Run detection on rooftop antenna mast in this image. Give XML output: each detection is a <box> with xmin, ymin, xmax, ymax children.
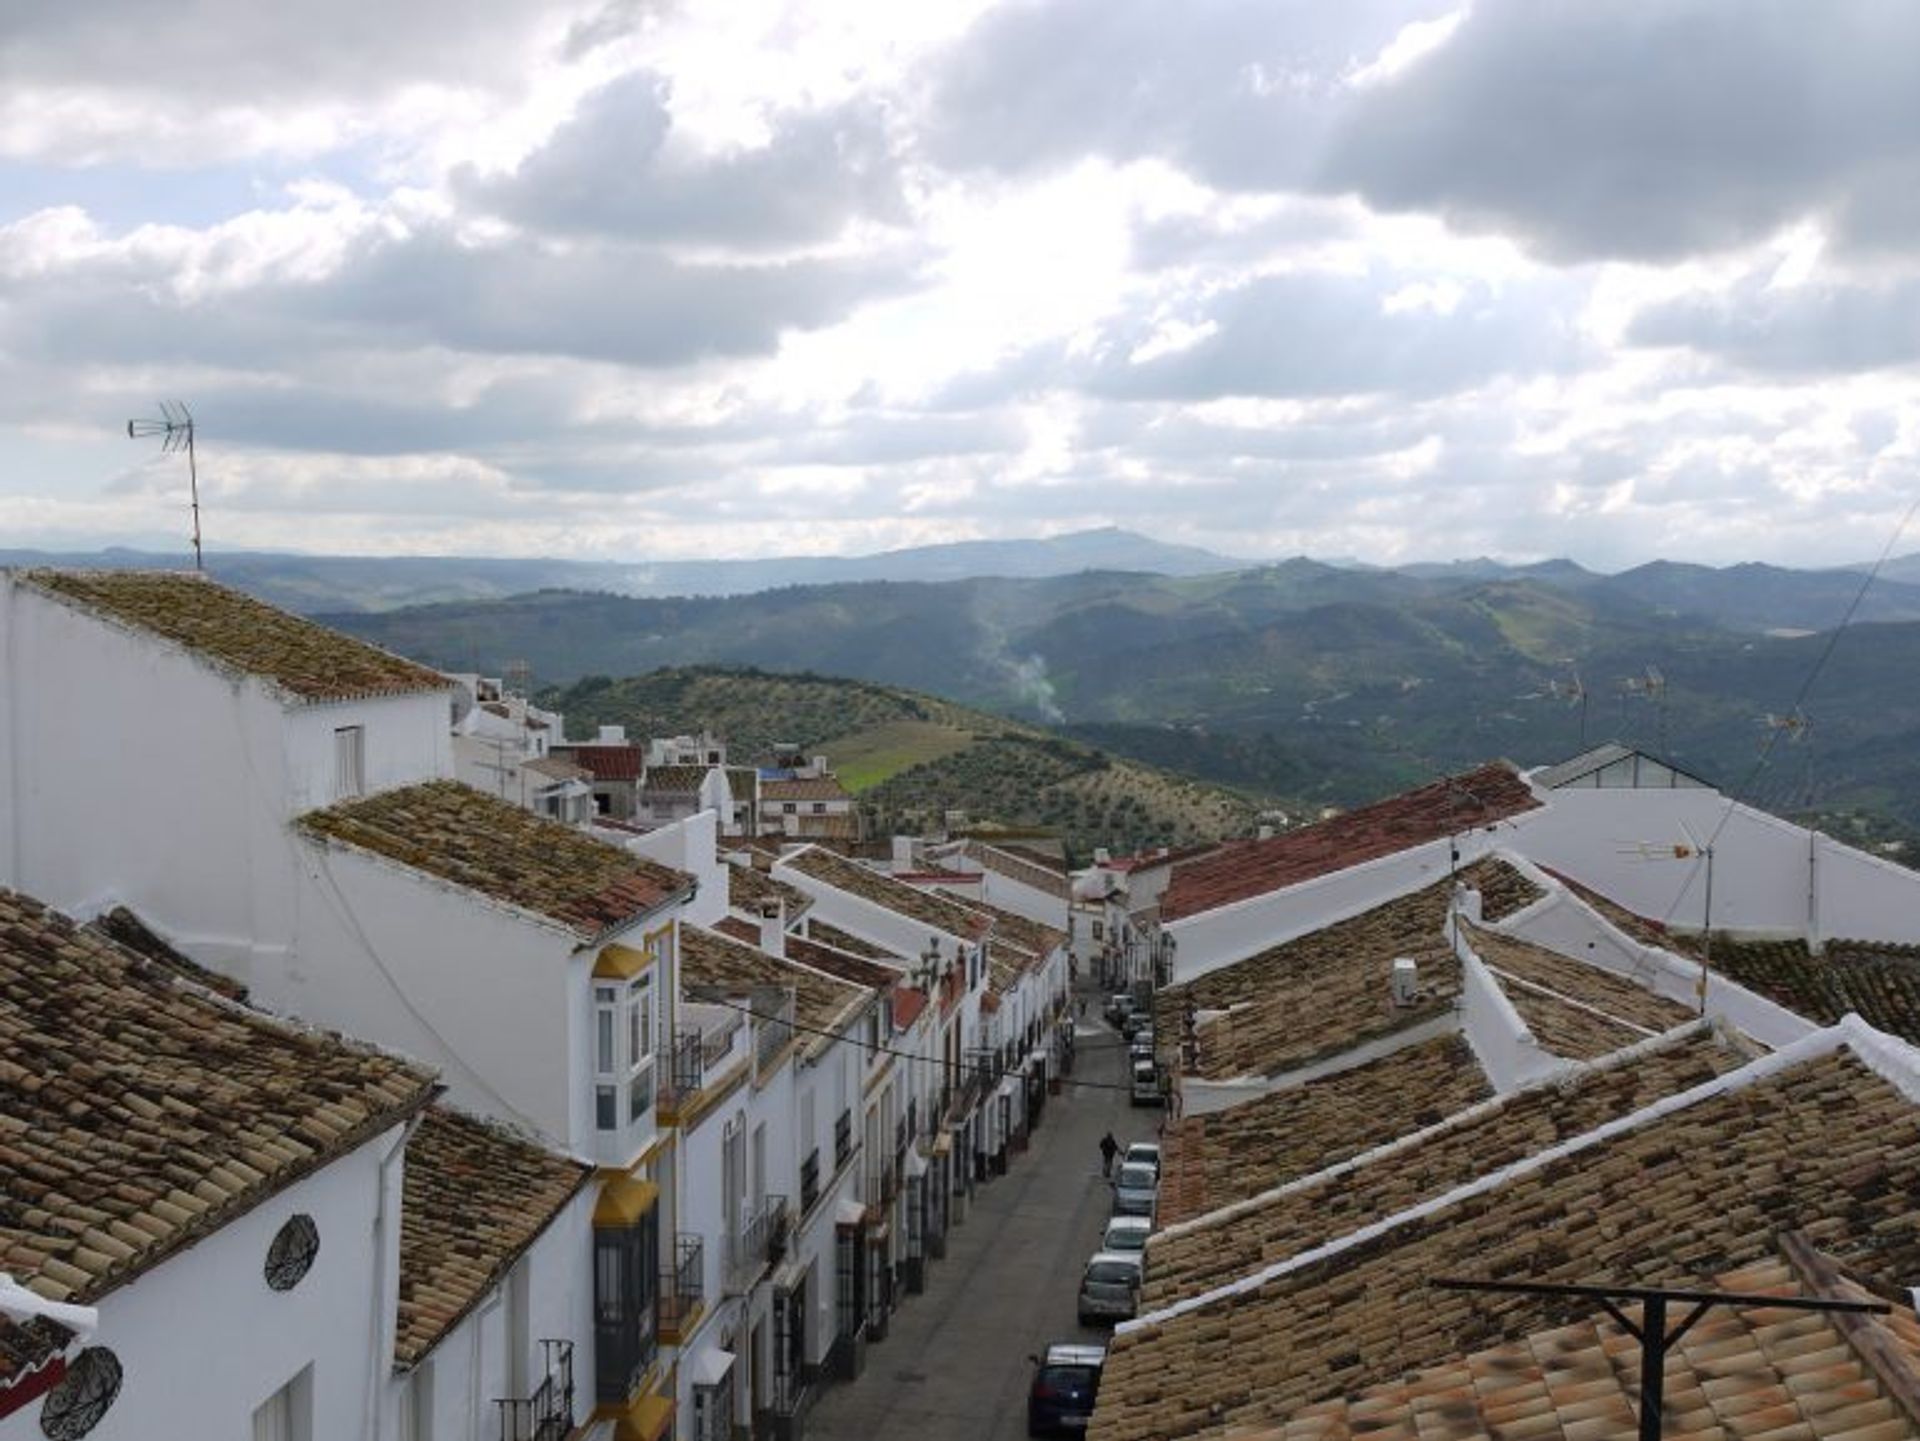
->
<box><xmin>1618</xmin><ymin>819</ymin><xmax>1714</xmax><ymax>1015</ymax></box>
<box><xmin>127</xmin><ymin>400</ymin><xmax>201</xmax><ymax>572</ymax></box>
<box><xmin>1621</xmin><ymin>665</ymin><xmax>1668</xmax><ymax>752</ymax></box>
<box><xmin>1758</xmin><ymin>710</ymin><xmax>1815</xmax><ymax>814</ymax></box>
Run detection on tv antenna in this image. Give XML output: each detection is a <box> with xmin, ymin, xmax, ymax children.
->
<box><xmin>127</xmin><ymin>401</ymin><xmax>201</xmax><ymax>572</ymax></box>
<box><xmin>1526</xmin><ymin>662</ymin><xmax>1589</xmax><ymax>748</ymax></box>
<box><xmin>1757</xmin><ymin>709</ymin><xmax>1815</xmax><ymax>814</ymax></box>
<box><xmin>1620</xmin><ymin>665</ymin><xmax>1669</xmax><ymax>751</ymax></box>
<box><xmin>1617</xmin><ymin>820</ymin><xmax>1714</xmax><ymax>1015</ymax></box>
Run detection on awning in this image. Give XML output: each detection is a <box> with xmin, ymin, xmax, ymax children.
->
<box><xmin>932</xmin><ymin>1130</ymin><xmax>952</xmax><ymax>1158</ymax></box>
<box><xmin>611</xmin><ymin>1391</ymin><xmax>675</xmax><ymax>1441</ymax></box>
<box><xmin>594</xmin><ymin>1176</ymin><xmax>660</xmax><ymax>1228</ymax></box>
<box><xmin>835</xmin><ymin>1197</ymin><xmax>866</xmax><ymax>1227</ymax></box>
<box><xmin>687</xmin><ymin>1344</ymin><xmax>735</xmax><ymax>1390</ymax></box>
<box><xmin>594</xmin><ymin>941</ymin><xmax>656</xmax><ymax>980</ymax></box>
<box><xmin>904</xmin><ymin>1146</ymin><xmax>928</xmax><ymax>1179</ymax></box>
<box><xmin>995</xmin><ymin>1076</ymin><xmax>1019</xmax><ymax>1102</ymax></box>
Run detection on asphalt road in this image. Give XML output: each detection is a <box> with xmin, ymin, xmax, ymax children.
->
<box><xmin>802</xmin><ymin>989</ymin><xmax>1153</xmax><ymax>1440</ymax></box>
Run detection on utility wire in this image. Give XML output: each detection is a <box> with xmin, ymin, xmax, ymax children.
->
<box><xmin>1657</xmin><ymin>493</ymin><xmax>1920</xmax><ymax>930</ymax></box>
<box><xmin>691</xmin><ymin>990</ymin><xmax>1149</xmax><ymax>1095</ymax></box>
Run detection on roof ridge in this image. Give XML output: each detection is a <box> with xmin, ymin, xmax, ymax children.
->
<box><xmin>1130</xmin><ymin>1016</ymin><xmax>1893</xmax><ymax>1331</ymax></box>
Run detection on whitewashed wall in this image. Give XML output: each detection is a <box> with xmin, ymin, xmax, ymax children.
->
<box><xmin>0</xmin><ymin>1127</ymin><xmax>405</xmax><ymax>1441</ymax></box>
<box><xmin>626</xmin><ymin>811</ymin><xmax>725</xmax><ymax>929</ymax></box>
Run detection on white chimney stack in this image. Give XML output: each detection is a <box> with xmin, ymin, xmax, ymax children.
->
<box><xmin>1391</xmin><ymin>957</ymin><xmax>1419</xmax><ymax>1008</ymax></box>
<box><xmin>598</xmin><ymin>724</ymin><xmax>626</xmax><ymax>745</ymax></box>
<box><xmin>759</xmin><ymin>900</ymin><xmax>786</xmax><ymax>959</ymax></box>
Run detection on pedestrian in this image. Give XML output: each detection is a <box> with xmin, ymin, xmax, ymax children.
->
<box><xmin>1099</xmin><ymin>1131</ymin><xmax>1119</xmax><ymax>1178</ymax></box>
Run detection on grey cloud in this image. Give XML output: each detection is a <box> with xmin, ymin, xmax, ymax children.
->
<box><xmin>922</xmin><ymin>0</ymin><xmax>1444</xmax><ymax>190</ymax></box>
<box><xmin>1320</xmin><ymin>0</ymin><xmax>1920</xmax><ymax>262</ymax></box>
<box><xmin>469</xmin><ymin>75</ymin><xmax>906</xmax><ymax>249</ymax></box>
<box><xmin>1629</xmin><ymin>276</ymin><xmax>1920</xmax><ymax>374</ymax></box>
<box><xmin>1087</xmin><ymin>270</ymin><xmax>1587</xmax><ymax>401</ymax></box>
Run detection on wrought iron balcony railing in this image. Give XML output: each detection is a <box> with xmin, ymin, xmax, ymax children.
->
<box><xmin>656</xmin><ymin>1234</ymin><xmax>704</xmax><ymax>1337</ymax></box>
<box><xmin>725</xmin><ymin>1194</ymin><xmax>790</xmax><ymax>1293</ymax></box>
<box><xmin>494</xmin><ymin>1339</ymin><xmax>573</xmax><ymax>1441</ymax></box>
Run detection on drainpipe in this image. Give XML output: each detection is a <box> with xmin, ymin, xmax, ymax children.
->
<box><xmin>367</xmin><ymin>1111</ymin><xmax>426</xmax><ymax>1441</ymax></box>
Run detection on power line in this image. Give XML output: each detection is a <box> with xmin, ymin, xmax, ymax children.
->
<box><xmin>692</xmin><ymin>989</ymin><xmax>1147</xmax><ymax>1095</ymax></box>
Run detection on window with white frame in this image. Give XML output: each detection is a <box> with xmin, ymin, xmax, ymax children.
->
<box><xmin>596</xmin><ymin>973</ymin><xmax>657</xmax><ymax>1130</ymax></box>
<box><xmin>628</xmin><ymin>973</ymin><xmax>655</xmax><ymax>1122</ymax></box>
<box><xmin>333</xmin><ymin>725</ymin><xmax>365</xmax><ymax>801</ymax></box>
<box><xmin>594</xmin><ymin>984</ymin><xmax>620</xmax><ymax>1131</ymax></box>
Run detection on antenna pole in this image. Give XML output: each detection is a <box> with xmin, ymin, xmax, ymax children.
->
<box><xmin>1698</xmin><ymin>845</ymin><xmax>1713</xmax><ymax>1016</ymax></box>
<box><xmin>186</xmin><ymin>425</ymin><xmax>202</xmax><ymax>572</ymax></box>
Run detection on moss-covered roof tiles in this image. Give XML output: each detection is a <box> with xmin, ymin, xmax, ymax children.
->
<box><xmin>682</xmin><ymin>926</ymin><xmax>869</xmax><ymax>1060</ymax></box>
<box><xmin>783</xmin><ymin>847</ymin><xmax>990</xmax><ymax>940</ymax></box>
<box><xmin>1154</xmin><ymin>1036</ymin><xmax>1490</xmax><ymax>1228</ymax></box>
<box><xmin>24</xmin><ymin>569</ymin><xmax>447</xmax><ymax>703</ymax></box>
<box><xmin>300</xmin><ymin>780</ymin><xmax>692</xmax><ymax>940</ymax></box>
<box><xmin>396</xmin><ymin>1108</ymin><xmax>590</xmax><ymax>1368</ymax></box>
<box><xmin>726</xmin><ymin>862</ymin><xmax>812</xmax><ymax>922</ymax></box>
<box><xmin>1141</xmin><ymin>1025</ymin><xmax>1747</xmax><ymax>1311</ymax></box>
<box><xmin>1465</xmin><ymin>920</ymin><xmax>1699</xmax><ymax>1059</ymax></box>
<box><xmin>0</xmin><ymin>887</ymin><xmax>436</xmax><ymax>1382</ymax></box>
<box><xmin>1098</xmin><ymin>1039</ymin><xmax>1920</xmax><ymax>1440</ymax></box>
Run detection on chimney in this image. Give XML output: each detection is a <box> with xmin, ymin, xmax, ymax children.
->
<box><xmin>598</xmin><ymin>724</ymin><xmax>626</xmax><ymax>745</ymax></box>
<box><xmin>759</xmin><ymin>899</ymin><xmax>786</xmax><ymax>959</ymax></box>
<box><xmin>1256</xmin><ymin>824</ymin><xmax>1274</xmax><ymax>842</ymax></box>
<box><xmin>1391</xmin><ymin>957</ymin><xmax>1419</xmax><ymax>1008</ymax></box>
<box><xmin>1453</xmin><ymin>884</ymin><xmax>1484</xmax><ymax>926</ymax></box>
<box><xmin>1093</xmin><ymin>847</ymin><xmax>1111</xmax><ymax>867</ymax></box>
<box><xmin>891</xmin><ymin>835</ymin><xmax>916</xmax><ymax>871</ymax></box>
<box><xmin>811</xmin><ymin>755</ymin><xmax>828</xmax><ymax>778</ymax></box>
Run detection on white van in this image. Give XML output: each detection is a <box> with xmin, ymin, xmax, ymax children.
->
<box><xmin>1130</xmin><ymin>1058</ymin><xmax>1161</xmax><ymax>1106</ymax></box>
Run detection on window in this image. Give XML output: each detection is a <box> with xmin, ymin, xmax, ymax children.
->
<box><xmin>593</xmin><ymin>1210</ymin><xmax>660</xmax><ymax>1404</ymax></box>
<box><xmin>783</xmin><ymin>802</ymin><xmax>797</xmax><ymax>814</ymax></box>
<box><xmin>597</xmin><ymin>979</ymin><xmax>656</xmax><ymax>1129</ymax></box>
<box><xmin>628</xmin><ymin>975</ymin><xmax>655</xmax><ymax>1123</ymax></box>
<box><xmin>812</xmin><ymin>802</ymin><xmax>827</xmax><ymax>815</ymax></box>
<box><xmin>1091</xmin><ymin>920</ymin><xmax>1105</xmax><ymax>942</ymax></box>
<box><xmin>252</xmin><ymin>1366</ymin><xmax>313</xmax><ymax>1441</ymax></box>
<box><xmin>333</xmin><ymin>725</ymin><xmax>365</xmax><ymax>801</ymax></box>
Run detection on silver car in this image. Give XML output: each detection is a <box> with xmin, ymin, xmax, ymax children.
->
<box><xmin>1077</xmin><ymin>1250</ymin><xmax>1144</xmax><ymax>1326</ymax></box>
<box><xmin>1110</xmin><ymin>1160</ymin><xmax>1158</xmax><ymax>1219</ymax></box>
<box><xmin>1102</xmin><ymin>1215</ymin><xmax>1151</xmax><ymax>1256</ymax></box>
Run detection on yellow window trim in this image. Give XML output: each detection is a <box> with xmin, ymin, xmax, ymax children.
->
<box><xmin>593</xmin><ymin>1176</ymin><xmax>660</xmax><ymax>1228</ymax></box>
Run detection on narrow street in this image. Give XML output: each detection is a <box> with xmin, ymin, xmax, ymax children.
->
<box><xmin>804</xmin><ymin>987</ymin><xmax>1151</xmax><ymax>1440</ymax></box>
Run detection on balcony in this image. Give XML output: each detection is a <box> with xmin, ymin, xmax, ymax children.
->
<box><xmin>864</xmin><ymin>1162</ymin><xmax>896</xmax><ymax>1214</ymax></box>
<box><xmin>656</xmin><ymin>1235</ymin><xmax>704</xmax><ymax>1343</ymax></box>
<box><xmin>495</xmin><ymin>1340</ymin><xmax>574</xmax><ymax>1441</ymax></box>
<box><xmin>725</xmin><ymin>1194</ymin><xmax>791</xmax><ymax>1294</ymax></box>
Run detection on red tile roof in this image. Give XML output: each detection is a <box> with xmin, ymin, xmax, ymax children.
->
<box><xmin>1160</xmin><ymin>762</ymin><xmax>1541</xmax><ymax>921</ymax></box>
<box><xmin>762</xmin><ymin>777</ymin><xmax>851</xmax><ymax>803</ymax></box>
<box><xmin>786</xmin><ymin>935</ymin><xmax>900</xmax><ymax>991</ymax></box>
<box><xmin>553</xmin><ymin>744</ymin><xmax>644</xmax><ymax>782</ymax></box>
<box><xmin>891</xmin><ymin>986</ymin><xmax>930</xmax><ymax>1031</ymax></box>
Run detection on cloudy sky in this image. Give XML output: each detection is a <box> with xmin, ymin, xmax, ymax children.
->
<box><xmin>4</xmin><ymin>0</ymin><xmax>1918</xmax><ymax>569</ymax></box>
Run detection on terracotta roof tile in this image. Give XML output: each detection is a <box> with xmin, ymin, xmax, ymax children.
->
<box><xmin>1230</xmin><ymin>1250</ymin><xmax>1920</xmax><ymax>1441</ymax></box>
<box><xmin>804</xmin><ymin>921</ymin><xmax>896</xmax><ymax>963</ymax></box>
<box><xmin>553</xmin><ymin>744</ymin><xmax>644</xmax><ymax>783</ymax></box>
<box><xmin>714</xmin><ymin>916</ymin><xmax>759</xmax><ymax>944</ymax></box>
<box><xmin>299</xmin><ymin>780</ymin><xmax>691</xmax><ymax>941</ymax></box>
<box><xmin>1465</xmin><ymin>922</ymin><xmax>1699</xmax><ymax>1060</ymax></box>
<box><xmin>1142</xmin><ymin>1026</ymin><xmax>1748</xmax><ymax>1311</ymax></box>
<box><xmin>87</xmin><ymin>905</ymin><xmax>248</xmax><ymax>1002</ymax></box>
<box><xmin>726</xmin><ymin>863</ymin><xmax>812</xmax><ymax>922</ymax></box>
<box><xmin>964</xmin><ymin>841</ymin><xmax>1072</xmax><ymax>899</ymax></box>
<box><xmin>396</xmin><ymin>1108</ymin><xmax>590</xmax><ymax>1368</ymax></box>
<box><xmin>786</xmin><ymin>934</ymin><xmax>900</xmax><ymax>992</ymax></box>
<box><xmin>1097</xmin><ymin>1041</ymin><xmax>1920</xmax><ymax>1441</ymax></box>
<box><xmin>641</xmin><ymin>765</ymin><xmax>710</xmax><ymax>795</ymax></box>
<box><xmin>1157</xmin><ymin>862</ymin><xmax>1536</xmax><ymax>1082</ymax></box>
<box><xmin>1161</xmin><ymin>763</ymin><xmax>1541</xmax><ymax>921</ymax></box>
<box><xmin>682</xmin><ymin>927</ymin><xmax>868</xmax><ymax>1059</ymax></box>
<box><xmin>1155</xmin><ymin>1037</ymin><xmax>1491</xmax><ymax>1227</ymax></box>
<box><xmin>762</xmin><ymin>777</ymin><xmax>852</xmax><ymax>803</ymax></box>
<box><xmin>783</xmin><ymin>847</ymin><xmax>990</xmax><ymax>940</ymax></box>
<box><xmin>22</xmin><ymin>569</ymin><xmax>447</xmax><ymax>703</ymax></box>
<box><xmin>0</xmin><ymin>887</ymin><xmax>436</xmax><ymax>1382</ymax></box>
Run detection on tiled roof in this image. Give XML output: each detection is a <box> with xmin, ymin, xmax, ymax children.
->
<box><xmin>714</xmin><ymin>916</ymin><xmax>758</xmax><ymax>944</ymax></box>
<box><xmin>789</xmin><ymin>813</ymin><xmax>862</xmax><ymax>841</ymax></box>
<box><xmin>1464</xmin><ymin>921</ymin><xmax>1699</xmax><ymax>1060</ymax></box>
<box><xmin>682</xmin><ymin>927</ymin><xmax>868</xmax><ymax>1060</ymax></box>
<box><xmin>21</xmin><ymin>569</ymin><xmax>447</xmax><ymax>703</ymax></box>
<box><xmin>786</xmin><ymin>934</ymin><xmax>900</xmax><ymax>992</ymax></box>
<box><xmin>299</xmin><ymin>780</ymin><xmax>692</xmax><ymax>941</ymax></box>
<box><xmin>1155</xmin><ymin>1036</ymin><xmax>1490</xmax><ymax>1228</ymax></box>
<box><xmin>1239</xmin><ymin>1245</ymin><xmax>1920</xmax><ymax>1441</ymax></box>
<box><xmin>552</xmin><ymin>744</ymin><xmax>644</xmax><ymax>782</ymax></box>
<box><xmin>1141</xmin><ymin>1025</ymin><xmax>1748</xmax><ymax>1310</ymax></box>
<box><xmin>762</xmin><ymin>777</ymin><xmax>852</xmax><ymax>803</ymax></box>
<box><xmin>805</xmin><ymin>921</ymin><xmax>895</xmax><ymax>962</ymax></box>
<box><xmin>1097</xmin><ymin>1037</ymin><xmax>1920</xmax><ymax>1440</ymax></box>
<box><xmin>971</xmin><ymin>901</ymin><xmax>1066</xmax><ymax>965</ymax></box>
<box><xmin>1160</xmin><ymin>763</ymin><xmax>1541</xmax><ymax>921</ymax></box>
<box><xmin>641</xmin><ymin>764</ymin><xmax>710</xmax><ymax>795</ymax></box>
<box><xmin>521</xmin><ymin>755</ymin><xmax>591</xmax><ymax>783</ymax></box>
<box><xmin>88</xmin><ymin>904</ymin><xmax>248</xmax><ymax>1002</ymax></box>
<box><xmin>1557</xmin><ymin>873</ymin><xmax>1920</xmax><ymax>1047</ymax></box>
<box><xmin>726</xmin><ymin>863</ymin><xmax>812</xmax><ymax>922</ymax></box>
<box><xmin>396</xmin><ymin>1107</ymin><xmax>590</xmax><ymax>1368</ymax></box>
<box><xmin>0</xmin><ymin>887</ymin><xmax>436</xmax><ymax>1382</ymax></box>
<box><xmin>783</xmin><ymin>846</ymin><xmax>990</xmax><ymax>940</ymax></box>
<box><xmin>965</xmin><ymin>841</ymin><xmax>1072</xmax><ymax>899</ymax></box>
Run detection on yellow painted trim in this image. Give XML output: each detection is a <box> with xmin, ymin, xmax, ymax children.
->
<box><xmin>611</xmin><ymin>1389</ymin><xmax>676</xmax><ymax>1441</ymax></box>
<box><xmin>594</xmin><ymin>942</ymin><xmax>655</xmax><ymax>980</ymax></box>
<box><xmin>593</xmin><ymin>1176</ymin><xmax>660</xmax><ymax>1227</ymax></box>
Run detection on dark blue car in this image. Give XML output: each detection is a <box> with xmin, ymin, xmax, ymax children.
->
<box><xmin>1027</xmin><ymin>1342</ymin><xmax>1105</xmax><ymax>1435</ymax></box>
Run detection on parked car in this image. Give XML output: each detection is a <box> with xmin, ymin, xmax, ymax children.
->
<box><xmin>1102</xmin><ymin>1214</ymin><xmax>1151</xmax><ymax>1256</ymax></box>
<box><xmin>1111</xmin><ymin>1160</ymin><xmax>1158</xmax><ymax>1219</ymax></box>
<box><xmin>1027</xmin><ymin>1342</ymin><xmax>1105</xmax><ymax>1435</ymax></box>
<box><xmin>1121</xmin><ymin>1009</ymin><xmax>1149</xmax><ymax>1041</ymax></box>
<box><xmin>1129</xmin><ymin>1029</ymin><xmax>1156</xmax><ymax>1060</ymax></box>
<box><xmin>1105</xmin><ymin>993</ymin><xmax>1134</xmax><ymax>1027</ymax></box>
<box><xmin>1129</xmin><ymin>1058</ymin><xmax>1161</xmax><ymax>1106</ymax></box>
<box><xmin>1123</xmin><ymin>1142</ymin><xmax>1161</xmax><ymax>1178</ymax></box>
<box><xmin>1077</xmin><ymin>1250</ymin><xmax>1144</xmax><ymax>1326</ymax></box>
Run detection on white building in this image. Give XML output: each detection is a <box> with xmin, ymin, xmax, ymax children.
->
<box><xmin>0</xmin><ymin>886</ymin><xmax>437</xmax><ymax>1441</ymax></box>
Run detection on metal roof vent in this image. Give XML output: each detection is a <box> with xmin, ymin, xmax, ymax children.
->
<box><xmin>1391</xmin><ymin>956</ymin><xmax>1419</xmax><ymax>1008</ymax></box>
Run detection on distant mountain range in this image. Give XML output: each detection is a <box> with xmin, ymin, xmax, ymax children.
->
<box><xmin>322</xmin><ymin>555</ymin><xmax>1920</xmax><ymax>839</ymax></box>
<box><xmin>0</xmin><ymin>528</ymin><xmax>1250</xmax><ymax>612</ymax></box>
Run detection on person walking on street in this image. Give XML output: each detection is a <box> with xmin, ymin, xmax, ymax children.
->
<box><xmin>1099</xmin><ymin>1131</ymin><xmax>1119</xmax><ymax>1178</ymax></box>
